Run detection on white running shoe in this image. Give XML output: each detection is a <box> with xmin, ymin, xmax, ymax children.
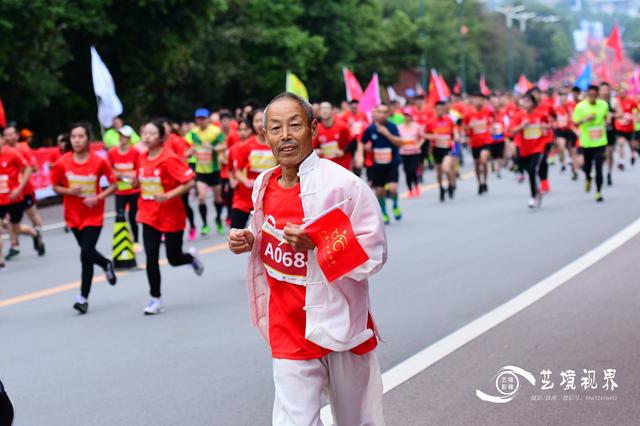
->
<box><xmin>144</xmin><ymin>298</ymin><xmax>165</xmax><ymax>315</ymax></box>
<box><xmin>528</xmin><ymin>197</ymin><xmax>537</xmax><ymax>208</ymax></box>
<box><xmin>189</xmin><ymin>247</ymin><xmax>204</xmax><ymax>276</ymax></box>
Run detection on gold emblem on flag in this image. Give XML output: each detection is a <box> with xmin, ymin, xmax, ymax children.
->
<box><xmin>321</xmin><ymin>229</ymin><xmax>348</xmax><ymax>266</ymax></box>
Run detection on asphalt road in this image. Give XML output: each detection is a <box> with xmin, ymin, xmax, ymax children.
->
<box><xmin>1</xmin><ymin>155</ymin><xmax>639</xmax><ymax>426</ymax></box>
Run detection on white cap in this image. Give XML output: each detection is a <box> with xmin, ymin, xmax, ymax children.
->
<box><xmin>118</xmin><ymin>125</ymin><xmax>134</xmax><ymax>138</ymax></box>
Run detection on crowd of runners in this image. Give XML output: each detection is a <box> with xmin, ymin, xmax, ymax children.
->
<box><xmin>1</xmin><ymin>81</ymin><xmax>638</xmax><ymax>313</ymax></box>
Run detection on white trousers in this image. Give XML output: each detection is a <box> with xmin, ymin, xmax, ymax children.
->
<box><xmin>272</xmin><ymin>350</ymin><xmax>385</xmax><ymax>426</ymax></box>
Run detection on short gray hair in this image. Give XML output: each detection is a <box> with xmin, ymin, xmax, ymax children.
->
<box><xmin>263</xmin><ymin>92</ymin><xmax>315</xmax><ymax>130</ymax></box>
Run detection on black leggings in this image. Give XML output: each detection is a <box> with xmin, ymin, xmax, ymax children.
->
<box><xmin>182</xmin><ymin>192</ymin><xmax>195</xmax><ymax>229</ymax></box>
<box><xmin>230</xmin><ymin>208</ymin><xmax>251</xmax><ymax>229</ymax></box>
<box><xmin>583</xmin><ymin>146</ymin><xmax>606</xmax><ymax>192</ymax></box>
<box><xmin>142</xmin><ymin>224</ymin><xmax>193</xmax><ymax>298</ymax></box>
<box><xmin>538</xmin><ymin>143</ymin><xmax>551</xmax><ymax>181</ymax></box>
<box><xmin>71</xmin><ymin>227</ymin><xmax>109</xmax><ymax>298</ymax></box>
<box><xmin>521</xmin><ymin>153</ymin><xmax>544</xmax><ymax>198</ymax></box>
<box><xmin>402</xmin><ymin>154</ymin><xmax>421</xmax><ymax>190</ymax></box>
<box><xmin>115</xmin><ymin>193</ymin><xmax>139</xmax><ymax>243</ymax></box>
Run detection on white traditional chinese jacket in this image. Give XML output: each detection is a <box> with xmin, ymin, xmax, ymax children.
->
<box><xmin>246</xmin><ymin>151</ymin><xmax>387</xmax><ymax>352</ymax></box>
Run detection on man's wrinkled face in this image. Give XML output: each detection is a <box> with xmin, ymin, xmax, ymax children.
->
<box><xmin>264</xmin><ymin>98</ymin><xmax>316</xmax><ymax>169</ymax></box>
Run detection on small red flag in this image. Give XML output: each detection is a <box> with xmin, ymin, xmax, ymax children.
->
<box><xmin>479</xmin><ymin>74</ymin><xmax>491</xmax><ymax>96</ymax></box>
<box><xmin>343</xmin><ymin>67</ymin><xmax>364</xmax><ymax>102</ymax></box>
<box><xmin>606</xmin><ymin>24</ymin><xmax>624</xmax><ymax>63</ymax></box>
<box><xmin>304</xmin><ymin>207</ymin><xmax>369</xmax><ymax>283</ymax></box>
<box><xmin>0</xmin><ymin>96</ymin><xmax>6</xmax><ymax>129</ymax></box>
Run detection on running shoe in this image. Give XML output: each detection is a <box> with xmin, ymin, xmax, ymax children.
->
<box><xmin>0</xmin><ymin>263</ymin><xmax>5</xmax><ymax>272</ymax></box>
<box><xmin>540</xmin><ymin>180</ymin><xmax>550</xmax><ymax>194</ymax></box>
<box><xmin>439</xmin><ymin>186</ymin><xmax>446</xmax><ymax>202</ymax></box>
<box><xmin>383</xmin><ymin>214</ymin><xmax>390</xmax><ymax>225</ymax></box>
<box><xmin>144</xmin><ymin>298</ymin><xmax>165</xmax><ymax>315</ymax></box>
<box><xmin>478</xmin><ymin>184</ymin><xmax>483</xmax><ymax>195</ymax></box>
<box><xmin>215</xmin><ymin>219</ymin><xmax>225</xmax><ymax>236</ymax></box>
<box><xmin>201</xmin><ymin>225</ymin><xmax>210</xmax><ymax>236</ymax></box>
<box><xmin>528</xmin><ymin>197</ymin><xmax>537</xmax><ymax>208</ymax></box>
<box><xmin>585</xmin><ymin>179</ymin><xmax>592</xmax><ymax>193</ymax></box>
<box><xmin>189</xmin><ymin>247</ymin><xmax>204</xmax><ymax>276</ymax></box>
<box><xmin>225</xmin><ymin>217</ymin><xmax>232</xmax><ymax>227</ymax></box>
<box><xmin>448</xmin><ymin>185</ymin><xmax>455</xmax><ymax>199</ymax></box>
<box><xmin>595</xmin><ymin>192</ymin><xmax>604</xmax><ymax>203</ymax></box>
<box><xmin>6</xmin><ymin>247</ymin><xmax>19</xmax><ymax>261</ymax></box>
<box><xmin>104</xmin><ymin>260</ymin><xmax>117</xmax><ymax>285</ymax></box>
<box><xmin>617</xmin><ymin>162</ymin><xmax>625</xmax><ymax>171</ymax></box>
<box><xmin>571</xmin><ymin>173</ymin><xmax>578</xmax><ymax>181</ymax></box>
<box><xmin>607</xmin><ymin>173</ymin><xmax>612</xmax><ymax>186</ymax></box>
<box><xmin>561</xmin><ymin>165</ymin><xmax>566</xmax><ymax>173</ymax></box>
<box><xmin>393</xmin><ymin>207</ymin><xmax>402</xmax><ymax>221</ymax></box>
<box><xmin>188</xmin><ymin>227</ymin><xmax>197</xmax><ymax>241</ymax></box>
<box><xmin>414</xmin><ymin>185</ymin><xmax>421</xmax><ymax>197</ymax></box>
<box><xmin>73</xmin><ymin>296</ymin><xmax>88</xmax><ymax>315</ymax></box>
<box><xmin>631</xmin><ymin>155</ymin><xmax>636</xmax><ymax>166</ymax></box>
<box><xmin>33</xmin><ymin>230</ymin><xmax>45</xmax><ymax>256</ymax></box>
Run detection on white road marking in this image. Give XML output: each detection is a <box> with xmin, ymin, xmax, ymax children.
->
<box><xmin>321</xmin><ymin>217</ymin><xmax>640</xmax><ymax>425</ymax></box>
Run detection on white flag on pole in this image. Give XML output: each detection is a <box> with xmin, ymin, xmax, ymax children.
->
<box><xmin>91</xmin><ymin>46</ymin><xmax>123</xmax><ymax>128</ymax></box>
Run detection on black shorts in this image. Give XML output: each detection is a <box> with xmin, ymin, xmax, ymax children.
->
<box><xmin>371</xmin><ymin>164</ymin><xmax>399</xmax><ymax>188</ymax></box>
<box><xmin>196</xmin><ymin>171</ymin><xmax>221</xmax><ymax>187</ymax></box>
<box><xmin>471</xmin><ymin>145</ymin><xmax>489</xmax><ymax>160</ymax></box>
<box><xmin>488</xmin><ymin>142</ymin><xmax>505</xmax><ymax>159</ymax></box>
<box><xmin>555</xmin><ymin>129</ymin><xmax>577</xmax><ymax>147</ymax></box>
<box><xmin>22</xmin><ymin>193</ymin><xmax>36</xmax><ymax>209</ymax></box>
<box><xmin>616</xmin><ymin>131</ymin><xmax>634</xmax><ymax>142</ymax></box>
<box><xmin>606</xmin><ymin>129</ymin><xmax>616</xmax><ymax>146</ymax></box>
<box><xmin>0</xmin><ymin>202</ymin><xmax>24</xmax><ymax>224</ymax></box>
<box><xmin>433</xmin><ymin>147</ymin><xmax>451</xmax><ymax>165</ymax></box>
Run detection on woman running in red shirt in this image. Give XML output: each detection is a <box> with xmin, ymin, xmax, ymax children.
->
<box><xmin>107</xmin><ymin>125</ymin><xmax>141</xmax><ymax>251</ymax></box>
<box><xmin>136</xmin><ymin>119</ymin><xmax>203</xmax><ymax>315</ymax></box>
<box><xmin>511</xmin><ymin>93</ymin><xmax>549</xmax><ymax>209</ymax></box>
<box><xmin>51</xmin><ymin>123</ymin><xmax>118</xmax><ymax>314</ymax></box>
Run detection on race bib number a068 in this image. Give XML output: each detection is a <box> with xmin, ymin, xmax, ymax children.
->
<box><xmin>261</xmin><ymin>219</ymin><xmax>307</xmax><ymax>285</ymax></box>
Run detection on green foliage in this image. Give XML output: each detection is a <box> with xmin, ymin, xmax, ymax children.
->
<box><xmin>0</xmin><ymin>0</ymin><xmax>576</xmax><ymax>143</ymax></box>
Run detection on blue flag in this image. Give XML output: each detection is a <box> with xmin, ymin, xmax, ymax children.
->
<box><xmin>575</xmin><ymin>61</ymin><xmax>593</xmax><ymax>92</ymax></box>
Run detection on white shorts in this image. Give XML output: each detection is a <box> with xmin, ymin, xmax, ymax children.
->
<box><xmin>272</xmin><ymin>350</ymin><xmax>384</xmax><ymax>426</ymax></box>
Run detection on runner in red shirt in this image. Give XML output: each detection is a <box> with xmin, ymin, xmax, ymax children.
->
<box><xmin>554</xmin><ymin>89</ymin><xmax>579</xmax><ymax>180</ymax></box>
<box><xmin>2</xmin><ymin>125</ymin><xmax>46</xmax><ymax>259</ymax></box>
<box><xmin>532</xmin><ymin>88</ymin><xmax>555</xmax><ymax>193</ymax></box>
<box><xmin>219</xmin><ymin>111</ymin><xmax>239</xmax><ymax>226</ymax></box>
<box><xmin>463</xmin><ymin>94</ymin><xmax>493</xmax><ymax>194</ymax></box>
<box><xmin>511</xmin><ymin>93</ymin><xmax>549</xmax><ymax>208</ymax></box>
<box><xmin>51</xmin><ymin>123</ymin><xmax>118</xmax><ymax>314</ymax></box>
<box><xmin>489</xmin><ymin>94</ymin><xmax>508</xmax><ymax>177</ymax></box>
<box><xmin>612</xmin><ymin>85</ymin><xmax>638</xmax><ymax>170</ymax></box>
<box><xmin>108</xmin><ymin>125</ymin><xmax>141</xmax><ymax>250</ymax></box>
<box><xmin>425</xmin><ymin>101</ymin><xmax>457</xmax><ymax>201</ymax></box>
<box><xmin>340</xmin><ymin>100</ymin><xmax>369</xmax><ymax>177</ymax></box>
<box><xmin>162</xmin><ymin>119</ymin><xmax>197</xmax><ymax>240</ymax></box>
<box><xmin>313</xmin><ymin>102</ymin><xmax>353</xmax><ymax>170</ymax></box>
<box><xmin>136</xmin><ymin>120</ymin><xmax>202</xmax><ymax>315</ymax></box>
<box><xmin>230</xmin><ymin>109</ymin><xmax>277</xmax><ymax>229</ymax></box>
<box><xmin>0</xmin><ymin>136</ymin><xmax>44</xmax><ymax>269</ymax></box>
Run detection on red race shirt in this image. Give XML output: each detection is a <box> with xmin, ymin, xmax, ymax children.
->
<box><xmin>464</xmin><ymin>109</ymin><xmax>493</xmax><ymax>148</ymax></box>
<box><xmin>514</xmin><ymin>111</ymin><xmax>548</xmax><ymax>157</ymax></box>
<box><xmin>164</xmin><ymin>133</ymin><xmax>190</xmax><ymax>162</ymax></box>
<box><xmin>410</xmin><ymin>105</ymin><xmax>435</xmax><ymax>126</ymax></box>
<box><xmin>426</xmin><ymin>115</ymin><xmax>454</xmax><ymax>149</ymax></box>
<box><xmin>220</xmin><ymin>130</ymin><xmax>240</xmax><ymax>179</ymax></box>
<box><xmin>51</xmin><ymin>152</ymin><xmax>116</xmax><ymax>229</ymax></box>
<box><xmin>262</xmin><ymin>167</ymin><xmax>376</xmax><ymax>359</ymax></box>
<box><xmin>614</xmin><ymin>97</ymin><xmax>637</xmax><ymax>133</ymax></box>
<box><xmin>15</xmin><ymin>142</ymin><xmax>36</xmax><ymax>195</ymax></box>
<box><xmin>48</xmin><ymin>149</ymin><xmax>64</xmax><ymax>165</ymax></box>
<box><xmin>313</xmin><ymin>120</ymin><xmax>352</xmax><ymax>170</ymax></box>
<box><xmin>491</xmin><ymin>109</ymin><xmax>508</xmax><ymax>143</ymax></box>
<box><xmin>340</xmin><ymin>110</ymin><xmax>369</xmax><ymax>141</ymax></box>
<box><xmin>232</xmin><ymin>136</ymin><xmax>277</xmax><ymax>213</ymax></box>
<box><xmin>0</xmin><ymin>146</ymin><xmax>28</xmax><ymax>205</ymax></box>
<box><xmin>535</xmin><ymin>102</ymin><xmax>555</xmax><ymax>144</ymax></box>
<box><xmin>136</xmin><ymin>147</ymin><xmax>195</xmax><ymax>233</ymax></box>
<box><xmin>108</xmin><ymin>146</ymin><xmax>140</xmax><ymax>195</ymax></box>
<box><xmin>554</xmin><ymin>104</ymin><xmax>573</xmax><ymax>131</ymax></box>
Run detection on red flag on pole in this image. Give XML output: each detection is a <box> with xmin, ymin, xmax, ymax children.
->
<box><xmin>453</xmin><ymin>78</ymin><xmax>461</xmax><ymax>95</ymax></box>
<box><xmin>303</xmin><ymin>203</ymin><xmax>369</xmax><ymax>283</ymax></box>
<box><xmin>479</xmin><ymin>74</ymin><xmax>491</xmax><ymax>96</ymax></box>
<box><xmin>343</xmin><ymin>67</ymin><xmax>364</xmax><ymax>102</ymax></box>
<box><xmin>606</xmin><ymin>24</ymin><xmax>624</xmax><ymax>62</ymax></box>
<box><xmin>428</xmin><ymin>69</ymin><xmax>448</xmax><ymax>105</ymax></box>
<box><xmin>0</xmin><ymin>96</ymin><xmax>6</xmax><ymax>129</ymax></box>
<box><xmin>439</xmin><ymin>74</ymin><xmax>451</xmax><ymax>98</ymax></box>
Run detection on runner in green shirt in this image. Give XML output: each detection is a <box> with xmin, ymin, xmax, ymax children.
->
<box><xmin>186</xmin><ymin>108</ymin><xmax>227</xmax><ymax>235</ymax></box>
<box><xmin>572</xmin><ymin>85</ymin><xmax>608</xmax><ymax>202</ymax></box>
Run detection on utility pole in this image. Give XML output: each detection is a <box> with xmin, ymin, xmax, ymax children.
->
<box><xmin>457</xmin><ymin>0</ymin><xmax>467</xmax><ymax>93</ymax></box>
